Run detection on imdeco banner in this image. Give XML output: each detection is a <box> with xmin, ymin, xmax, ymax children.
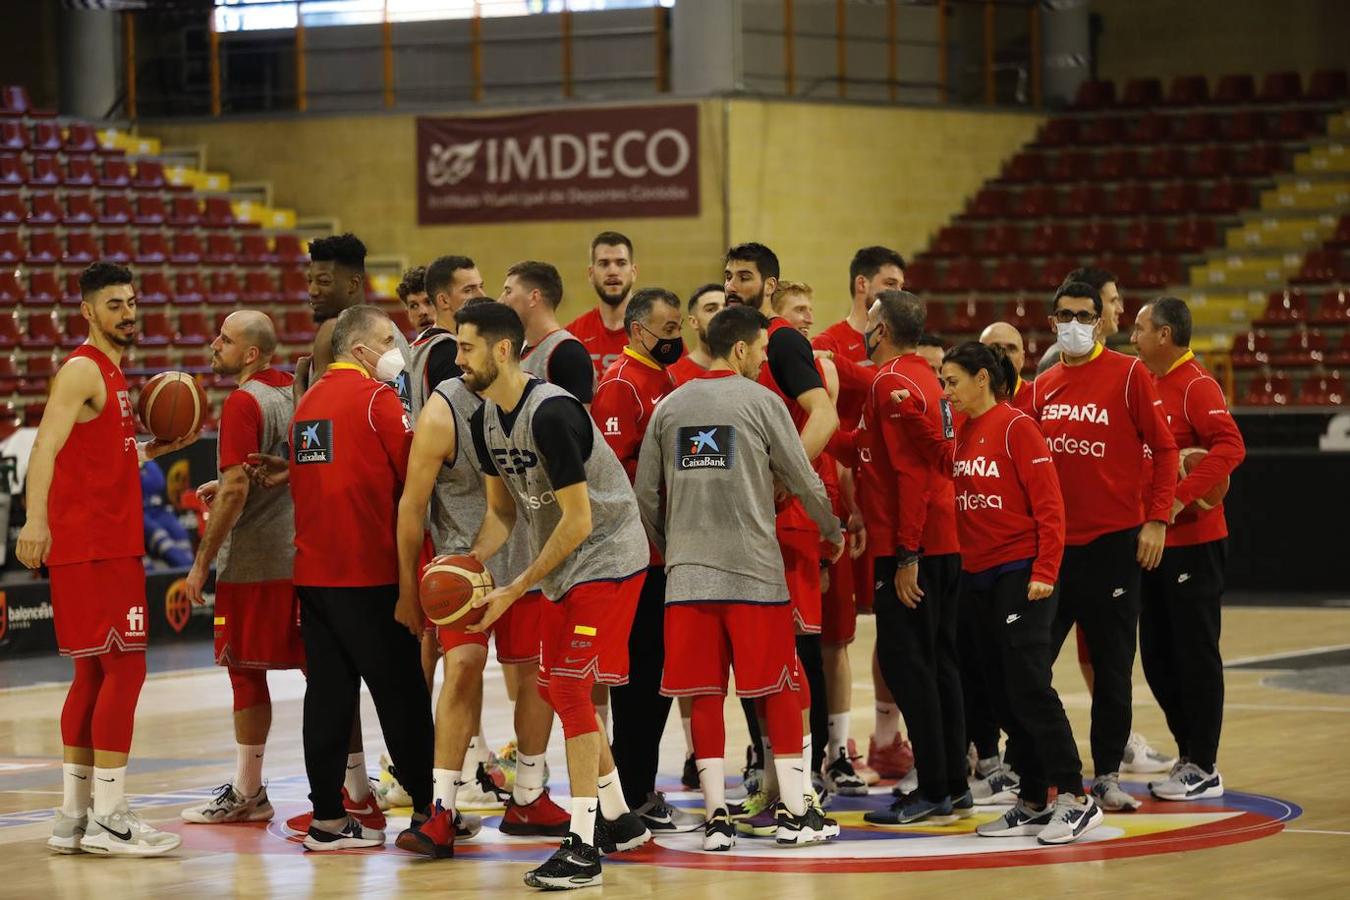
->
<box><xmin>417</xmin><ymin>104</ymin><xmax>700</xmax><ymax>225</ymax></box>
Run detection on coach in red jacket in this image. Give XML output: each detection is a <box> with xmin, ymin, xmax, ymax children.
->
<box><xmin>1131</xmin><ymin>296</ymin><xmax>1244</xmax><ymax>803</ymax></box>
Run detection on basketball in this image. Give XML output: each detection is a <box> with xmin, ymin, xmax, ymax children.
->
<box><xmin>420</xmin><ymin>554</ymin><xmax>494</xmax><ymax>630</ymax></box>
<box><xmin>1179</xmin><ymin>446</ymin><xmax>1229</xmax><ymax>510</ymax></box>
<box><xmin>137</xmin><ymin>371</ymin><xmax>210</xmax><ymax>442</ymax></box>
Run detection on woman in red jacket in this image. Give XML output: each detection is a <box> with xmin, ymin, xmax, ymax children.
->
<box><xmin>939</xmin><ymin>342</ymin><xmax>1102</xmax><ymax>846</ymax></box>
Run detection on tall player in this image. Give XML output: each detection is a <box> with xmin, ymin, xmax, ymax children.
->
<box><xmin>1030</xmin><ymin>280</ymin><xmax>1179</xmax><ymax>811</ymax></box>
<box><xmin>635</xmin><ymin>304</ymin><xmax>844</xmax><ymax>851</ymax></box>
<box><xmin>1131</xmin><ymin>297</ymin><xmax>1245</xmax><ymax>801</ymax></box>
<box><xmin>180</xmin><ymin>311</ymin><xmax>302</xmax><ymax>825</ymax></box>
<box><xmin>668</xmin><ymin>284</ymin><xmax>726</xmax><ymax>386</ymax></box>
<box><xmin>457</xmin><ymin>301</ymin><xmax>651</xmax><ymax>890</ymax></box>
<box><xmin>19</xmin><ymin>261</ymin><xmax>195</xmax><ymax>856</ymax></box>
<box><xmin>398</xmin><ymin>266</ymin><xmax>435</xmax><ymax>337</ymax></box>
<box><xmin>566</xmin><ymin>231</ymin><xmax>638</xmax><ymax>382</ymax></box>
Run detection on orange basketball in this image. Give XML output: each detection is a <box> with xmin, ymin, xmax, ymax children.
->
<box><xmin>1179</xmin><ymin>446</ymin><xmax>1229</xmax><ymax>510</ymax></box>
<box><xmin>420</xmin><ymin>554</ymin><xmax>494</xmax><ymax>631</ymax></box>
<box><xmin>137</xmin><ymin>371</ymin><xmax>209</xmax><ymax>442</ymax></box>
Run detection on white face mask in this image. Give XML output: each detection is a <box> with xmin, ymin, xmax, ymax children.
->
<box><xmin>1056</xmin><ymin>321</ymin><xmax>1097</xmax><ymax>357</ymax></box>
<box><xmin>362</xmin><ymin>345</ymin><xmax>406</xmax><ymax>382</ymax></box>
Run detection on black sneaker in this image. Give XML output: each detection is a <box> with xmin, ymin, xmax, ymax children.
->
<box><xmin>773</xmin><ymin>801</ymin><xmax>840</xmax><ymax>846</ymax></box>
<box><xmin>824</xmin><ymin>746</ymin><xmax>869</xmax><ymax>796</ymax></box>
<box><xmin>681</xmin><ymin>753</ymin><xmax>700</xmax><ymax>790</ymax></box>
<box><xmin>593</xmin><ymin>810</ymin><xmax>651</xmax><ymax>855</ymax></box>
<box><xmin>634</xmin><ymin>791</ymin><xmax>703</xmax><ymax>833</ymax></box>
<box><xmin>523</xmin><ymin>833</ymin><xmax>602</xmax><ymax>890</ymax></box>
<box><xmin>703</xmin><ymin>807</ymin><xmax>735</xmax><ymax>851</ymax></box>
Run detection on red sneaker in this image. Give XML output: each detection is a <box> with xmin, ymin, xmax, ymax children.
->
<box><xmin>396</xmin><ymin>802</ymin><xmax>455</xmax><ymax>859</ymax></box>
<box><xmin>848</xmin><ymin>737</ymin><xmax>882</xmax><ymax>786</ymax></box>
<box><xmin>499</xmin><ymin>788</ymin><xmax>571</xmax><ymax>837</ymax></box>
<box><xmin>285</xmin><ymin>786</ymin><xmax>388</xmax><ymax>834</ymax></box>
<box><xmin>867</xmin><ymin>734</ymin><xmax>915</xmax><ymax>779</ymax></box>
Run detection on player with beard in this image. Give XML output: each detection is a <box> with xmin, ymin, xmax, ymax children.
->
<box><xmin>566</xmin><ymin>231</ymin><xmax>639</xmax><ymax>382</ymax></box>
<box><xmin>722</xmin><ymin>242</ymin><xmax>839</xmax><ymax>830</ymax></box>
<box><xmin>669</xmin><ymin>284</ymin><xmax>726</xmax><ymax>386</ymax></box>
<box><xmin>20</xmin><ymin>262</ymin><xmax>196</xmax><ymax>856</ymax></box>
<box><xmin>409</xmin><ymin>255</ymin><xmax>488</xmax><ymax>417</ymax></box>
<box><xmin>398</xmin><ymin>266</ymin><xmax>435</xmax><ymax>338</ymax></box>
<box><xmin>179</xmin><ymin>311</ymin><xmax>302</xmax><ymax>827</ymax></box>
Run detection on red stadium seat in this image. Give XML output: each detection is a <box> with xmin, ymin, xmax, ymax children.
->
<box><xmin>27</xmin><ymin>191</ymin><xmax>61</xmax><ymax>225</ymax></box>
<box><xmin>1292</xmin><ymin>249</ymin><xmax>1338</xmax><ymax>285</ymax></box>
<box><xmin>138</xmin><ymin>311</ymin><xmax>173</xmax><ymax>345</ymax></box>
<box><xmin>1079</xmin><ymin>116</ymin><xmax>1125</xmax><ymax>146</ymax></box>
<box><xmin>136</xmin><ymin>232</ymin><xmax>169</xmax><ymax>265</ymax></box>
<box><xmin>63</xmin><ymin>155</ymin><xmax>97</xmax><ymax>187</ymax></box>
<box><xmin>168</xmin><ymin>196</ymin><xmax>201</xmax><ymax>228</ymax></box>
<box><xmin>1272</xmin><ymin>329</ymin><xmax>1326</xmax><ymax>367</ymax></box>
<box><xmin>0</xmin><ymin>359</ymin><xmax>19</xmax><ymax>396</ymax></box>
<box><xmin>1232</xmin><ymin>143</ymin><xmax>1280</xmax><ymax>177</ymax></box>
<box><xmin>1138</xmin><ymin>146</ymin><xmax>1184</xmax><ymax>180</ymax></box>
<box><xmin>204</xmin><ymin>232</ymin><xmax>237</xmax><ymax>265</ymax></box>
<box><xmin>1097</xmin><ymin>255</ymin><xmax>1136</xmax><ymax>285</ymax></box>
<box><xmin>0</xmin><ymin>272</ymin><xmax>23</xmax><ymax>306</ymax></box>
<box><xmin>904</xmin><ymin>258</ymin><xmax>938</xmax><ymax>291</ymax></box>
<box><xmin>974</xmin><ymin>224</ymin><xmax>1022</xmax><ymax>257</ymax></box>
<box><xmin>1150</xmin><ymin>181</ymin><xmax>1198</xmax><ymax>215</ymax></box>
<box><xmin>99</xmin><ymin>155</ymin><xmax>132</xmax><ymax>188</ymax></box>
<box><xmin>1000</xmin><ymin>152</ymin><xmax>1043</xmax><ymax>184</ymax></box>
<box><xmin>1034</xmin><ymin>118</ymin><xmax>1078</xmax><ymax>148</ymax></box>
<box><xmin>20</xmin><ymin>354</ymin><xmax>59</xmax><ymax>396</ymax></box>
<box><xmin>929</xmin><ymin>225</ymin><xmax>972</xmax><ymax>257</ymax></box>
<box><xmin>100</xmin><ymin>231</ymin><xmax>134</xmax><ymax>264</ymax></box>
<box><xmin>202</xmin><ymin>196</ymin><xmax>239</xmax><ymax>228</ymax></box>
<box><xmin>274</xmin><ymin>233</ymin><xmax>308</xmax><ymax>266</ymax></box>
<box><xmin>1044</xmin><ymin>150</ymin><xmax>1090</xmax><ymax>183</ymax></box>
<box><xmin>238</xmin><ymin>232</ymin><xmax>274</xmax><ymax>265</ymax></box>
<box><xmin>279</xmin><ymin>310</ymin><xmax>317</xmax><ymax>344</ymax></box>
<box><xmin>139</xmin><ymin>271</ymin><xmax>171</xmax><ymax>305</ymax></box>
<box><xmin>1124</xmin><ymin>113</ymin><xmax>1169</xmax><ymax>144</ymax></box>
<box><xmin>63</xmin><ymin>122</ymin><xmax>101</xmax><ymax>153</ymax></box>
<box><xmin>1122</xmin><ymin>78</ymin><xmax>1163</xmax><ymax>108</ymax></box>
<box><xmin>1328</xmin><ymin>331</ymin><xmax>1350</xmax><ymax>366</ymax></box>
<box><xmin>987</xmin><ymin>258</ymin><xmax>1033</xmax><ymax>293</ymax></box>
<box><xmin>0</xmin><ymin>153</ymin><xmax>27</xmax><ymax>185</ymax></box>
<box><xmin>1134</xmin><ymin>254</ymin><xmax>1179</xmax><ymax>289</ymax></box>
<box><xmin>1033</xmin><ymin>256</ymin><xmax>1077</xmax><ymax>291</ymax></box>
<box><xmin>1108</xmin><ymin>182</ymin><xmax>1151</xmax><ymax>216</ymax></box>
<box><xmin>28</xmin><ymin>270</ymin><xmax>60</xmax><ymax>304</ymax></box>
<box><xmin>175</xmin><ymin>271</ymin><xmax>206</xmax><ymax>304</ymax></box>
<box><xmin>132</xmin><ymin>159</ymin><xmax>168</xmax><ymax>191</ymax></box>
<box><xmin>1185</xmin><ymin>145</ymin><xmax>1230</xmax><ymax>179</ymax></box>
<box><xmin>1219</xmin><ymin>111</ymin><xmax>1263</xmax><ymax>143</ymax></box>
<box><xmin>1214</xmin><ymin>73</ymin><xmax>1255</xmax><ymax>105</ymax></box>
<box><xmin>1231</xmin><ymin>331</ymin><xmax>1274</xmax><ymax>367</ymax></box>
<box><xmin>936</xmin><ymin>259</ymin><xmax>983</xmax><ymax>294</ymax></box>
<box><xmin>243</xmin><ymin>271</ymin><xmax>278</xmax><ymax>304</ymax></box>
<box><xmin>1072</xmin><ymin>79</ymin><xmax>1116</xmax><ymax>111</ymax></box>
<box><xmin>947</xmin><ymin>300</ymin><xmax>996</xmax><ymax>334</ymax></box>
<box><xmin>170</xmin><ymin>233</ymin><xmax>204</xmax><ymax>264</ymax></box>
<box><xmin>97</xmin><ymin>192</ymin><xmax>132</xmax><ymax>225</ymax></box>
<box><xmin>1171</xmin><ymin>113</ymin><xmax>1216</xmax><ymax>144</ymax></box>
<box><xmin>0</xmin><ymin>315</ymin><xmax>18</xmax><ymax>347</ymax></box>
<box><xmin>60</xmin><ymin>311</ymin><xmax>89</xmax><ymax>348</ymax></box>
<box><xmin>1168</xmin><ymin>217</ymin><xmax>1218</xmax><ymax>254</ymax></box>
<box><xmin>1011</xmin><ymin>185</ymin><xmax>1054</xmax><ymax>219</ymax></box>
<box><xmin>0</xmin><ymin>86</ymin><xmax>54</xmax><ymax>118</ymax></box>
<box><xmin>63</xmin><ymin>231</ymin><xmax>98</xmax><ymax>265</ymax></box>
<box><xmin>1165</xmin><ymin>75</ymin><xmax>1210</xmax><ymax>107</ymax></box>
<box><xmin>176</xmin><ymin>311</ymin><xmax>212</xmax><ymax>345</ymax></box>
<box><xmin>28</xmin><ymin>121</ymin><xmax>60</xmax><ymax>152</ymax></box>
<box><xmin>207</xmin><ymin>271</ymin><xmax>241</xmax><ymax>304</ymax></box>
<box><xmin>1271</xmin><ymin>110</ymin><xmax>1314</xmax><ymax>141</ymax></box>
<box><xmin>25</xmin><ymin>311</ymin><xmax>60</xmax><ymax>348</ymax></box>
<box><xmin>1090</xmin><ymin>148</ymin><xmax>1136</xmax><ymax>181</ymax></box>
<box><xmin>1258</xmin><ymin>71</ymin><xmax>1302</xmax><ymax>104</ymax></box>
<box><xmin>1240</xmin><ymin>371</ymin><xmax>1292</xmax><ymax>406</ymax></box>
<box><xmin>1326</xmin><ymin>215</ymin><xmax>1350</xmax><ymax>250</ymax></box>
<box><xmin>1312</xmin><ymin>289</ymin><xmax>1350</xmax><ymax>325</ymax></box>
<box><xmin>1199</xmin><ymin>179</ymin><xmax>1250</xmax><ymax>215</ymax></box>
<box><xmin>21</xmin><ymin>401</ymin><xmax>47</xmax><ymax>425</ymax></box>
<box><xmin>1067</xmin><ymin>221</ymin><xmax>1118</xmax><ymax>255</ymax></box>
<box><xmin>0</xmin><ymin>121</ymin><xmax>25</xmax><ymax>151</ymax></box>
<box><xmin>63</xmin><ymin>191</ymin><xmax>98</xmax><ymax>224</ymax></box>
<box><xmin>1307</xmin><ymin>69</ymin><xmax>1349</xmax><ymax>103</ymax></box>
<box><xmin>26</xmin><ymin>230</ymin><xmax>60</xmax><ymax>264</ymax></box>
<box><xmin>1002</xmin><ymin>298</ymin><xmax>1046</xmax><ymax>331</ymax></box>
<box><xmin>134</xmin><ymin>194</ymin><xmax>168</xmax><ymax>226</ymax></box>
<box><xmin>28</xmin><ymin>153</ymin><xmax>60</xmax><ymax>186</ymax></box>
<box><xmin>966</xmin><ymin>187</ymin><xmax>1008</xmax><ymax>219</ymax></box>
<box><xmin>1022</xmin><ymin>223</ymin><xmax>1067</xmax><ymax>256</ymax></box>
<box><xmin>1295</xmin><ymin>371</ymin><xmax>1345</xmax><ymax>406</ymax></box>
<box><xmin>0</xmin><ymin>191</ymin><xmax>22</xmax><ymax>223</ymax></box>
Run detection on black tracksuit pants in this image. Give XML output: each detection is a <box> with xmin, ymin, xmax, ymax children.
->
<box><xmin>610</xmin><ymin>566</ymin><xmax>673</xmax><ymax>807</ymax></box>
<box><xmin>959</xmin><ymin>584</ymin><xmax>1002</xmax><ymax>760</ymax></box>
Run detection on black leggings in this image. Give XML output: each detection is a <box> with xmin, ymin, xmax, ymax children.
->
<box><xmin>874</xmin><ymin>554</ymin><xmax>967</xmax><ymax>803</ymax></box>
<box><xmin>968</xmin><ymin>564</ymin><xmax>1083</xmax><ymax>805</ymax></box>
<box><xmin>298</xmin><ymin>585</ymin><xmax>434</xmax><ymax>820</ymax></box>
<box><xmin>796</xmin><ymin>633</ymin><xmax>828</xmax><ymax>774</ymax></box>
<box><xmin>610</xmin><ymin>567</ymin><xmax>673</xmax><ymax>807</ymax></box>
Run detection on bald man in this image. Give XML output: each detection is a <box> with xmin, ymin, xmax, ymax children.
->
<box><xmin>979</xmin><ymin>322</ymin><xmax>1033</xmax><ymax>411</ymax></box>
<box><xmin>181</xmin><ymin>310</ymin><xmax>305</xmax><ymax>825</ymax></box>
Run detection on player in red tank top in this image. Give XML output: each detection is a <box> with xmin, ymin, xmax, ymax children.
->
<box><xmin>17</xmin><ymin>262</ymin><xmax>198</xmax><ymax>856</ymax></box>
<box><xmin>668</xmin><ymin>284</ymin><xmax>725</xmax><ymax>387</ymax></box>
<box><xmin>565</xmin><ymin>231</ymin><xmax>638</xmax><ymax>383</ymax></box>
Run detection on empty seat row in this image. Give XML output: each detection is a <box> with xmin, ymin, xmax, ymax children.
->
<box><xmin>1072</xmin><ymin>70</ymin><xmax>1350</xmax><ymax>111</ymax></box>
<box><xmin>963</xmin><ymin>180</ymin><xmax>1251</xmax><ymax>220</ymax></box>
<box><xmin>1254</xmin><ymin>289</ymin><xmax>1350</xmax><ymax>327</ymax></box>
<box><xmin>1001</xmin><ymin>144</ymin><xmax>1282</xmax><ymax>184</ymax></box>
<box><xmin>0</xmin><ymin>120</ymin><xmax>112</xmax><ymax>154</ymax></box>
<box><xmin>1035</xmin><ymin>110</ymin><xmax>1318</xmax><ymax>148</ymax></box>
<box><xmin>0</xmin><ymin>308</ymin><xmax>316</xmax><ymax>351</ymax></box>
<box><xmin>908</xmin><ymin>254</ymin><xmax>1182</xmax><ymax>295</ymax></box>
<box><xmin>0</xmin><ymin>268</ymin><xmax>311</xmax><ymax>307</ymax></box>
<box><xmin>1291</xmin><ymin>248</ymin><xmax>1350</xmax><ymax>286</ymax></box>
<box><xmin>1231</xmin><ymin>329</ymin><xmax>1350</xmax><ymax>367</ymax></box>
<box><xmin>0</xmin><ymin>191</ymin><xmax>257</xmax><ymax>229</ymax></box>
<box><xmin>0</xmin><ymin>153</ymin><xmax>188</xmax><ymax>191</ymax></box>
<box><xmin>0</xmin><ymin>85</ymin><xmax>55</xmax><ymax>119</ymax></box>
<box><xmin>928</xmin><ymin>218</ymin><xmax>1219</xmax><ymax>258</ymax></box>
<box><xmin>0</xmin><ymin>230</ymin><xmax>306</xmax><ymax>268</ymax></box>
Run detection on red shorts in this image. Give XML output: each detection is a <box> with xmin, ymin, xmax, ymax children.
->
<box><xmin>536</xmin><ymin>574</ymin><xmax>643</xmax><ymax>691</ymax></box>
<box><xmin>214</xmin><ymin>579</ymin><xmax>305</xmax><ymax>670</ymax></box>
<box><xmin>778</xmin><ymin>525</ymin><xmax>821</xmax><ymax>634</ymax></box>
<box><xmin>852</xmin><ymin>545</ymin><xmax>876</xmax><ymax>614</ymax></box>
<box><xmin>50</xmin><ymin>557</ymin><xmax>147</xmax><ymax>657</ymax></box>
<box><xmin>436</xmin><ymin>589</ymin><xmax>543</xmax><ymax>664</ymax></box>
<box><xmin>661</xmin><ymin>601</ymin><xmax>801</xmax><ymax>698</ymax></box>
<box><xmin>821</xmin><ymin>553</ymin><xmax>856</xmax><ymax>646</ymax></box>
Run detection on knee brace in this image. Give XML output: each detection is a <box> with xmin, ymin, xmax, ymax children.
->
<box><xmin>60</xmin><ymin>657</ymin><xmax>103</xmax><ymax>749</ymax></box>
<box><xmin>91</xmin><ymin>651</ymin><xmax>146</xmax><ymax>753</ymax></box>
<box><xmin>228</xmin><ymin>667</ymin><xmax>270</xmax><ymax>712</ymax></box>
<box><xmin>547</xmin><ymin>676</ymin><xmax>598</xmax><ymax>740</ymax></box>
<box><xmin>690</xmin><ymin>695</ymin><xmax>726</xmax><ymax>761</ymax></box>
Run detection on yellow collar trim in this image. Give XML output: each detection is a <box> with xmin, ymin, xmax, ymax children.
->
<box><xmin>622</xmin><ymin>346</ymin><xmax>663</xmax><ymax>370</ymax></box>
<box><xmin>1165</xmin><ymin>349</ymin><xmax>1195</xmax><ymax>375</ymax></box>
<box><xmin>327</xmin><ymin>362</ymin><xmax>369</xmax><ymax>377</ymax></box>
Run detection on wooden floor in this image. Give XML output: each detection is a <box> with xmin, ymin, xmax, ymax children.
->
<box><xmin>1</xmin><ymin>605</ymin><xmax>1346</xmax><ymax>898</ymax></box>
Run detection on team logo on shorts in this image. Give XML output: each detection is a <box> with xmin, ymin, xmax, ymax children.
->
<box><xmin>294</xmin><ymin>420</ymin><xmax>333</xmax><ymax>465</ymax></box>
<box><xmin>677</xmin><ymin>426</ymin><xmax>735</xmax><ymax>470</ymax></box>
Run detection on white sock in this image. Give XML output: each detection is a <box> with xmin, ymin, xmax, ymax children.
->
<box><xmin>570</xmin><ymin>797</ymin><xmax>598</xmax><ymax>845</ymax></box>
<box><xmin>596</xmin><ymin>768</ymin><xmax>629</xmax><ymax>819</ymax></box>
<box><xmin>773</xmin><ymin>757</ymin><xmax>805</xmax><ymax>817</ymax></box>
<box><xmin>513</xmin><ymin>752</ymin><xmax>546</xmax><ymax>805</ymax></box>
<box><xmin>802</xmin><ymin>735</ymin><xmax>813</xmax><ymax>785</ymax></box>
<box><xmin>874</xmin><ymin>703</ymin><xmax>900</xmax><ymax>745</ymax></box>
<box><xmin>61</xmin><ymin>763</ymin><xmax>92</xmax><ymax>817</ymax></box>
<box><xmin>682</xmin><ymin>716</ymin><xmax>695</xmax><ymax>757</ymax></box>
<box><xmin>697</xmin><ymin>757</ymin><xmax>725</xmax><ymax>814</ymax></box>
<box><xmin>761</xmin><ymin>739</ymin><xmax>778</xmax><ymax>795</ymax></box>
<box><xmin>434</xmin><ymin>768</ymin><xmax>459</xmax><ymax>810</ymax></box>
<box><xmin>596</xmin><ymin>703</ymin><xmax>610</xmax><ymax>733</ymax></box>
<box><xmin>464</xmin><ymin>735</ymin><xmax>488</xmax><ymax>772</ymax></box>
<box><xmin>344</xmin><ymin>752</ymin><xmax>370</xmax><ymax>802</ymax></box>
<box><xmin>827</xmin><ymin>714</ymin><xmax>850</xmax><ymax>760</ymax></box>
<box><xmin>236</xmin><ymin>743</ymin><xmax>265</xmax><ymax>797</ymax></box>
<box><xmin>92</xmin><ymin>766</ymin><xmax>126</xmax><ymax>818</ymax></box>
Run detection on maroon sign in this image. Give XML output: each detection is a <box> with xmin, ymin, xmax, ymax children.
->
<box><xmin>417</xmin><ymin>104</ymin><xmax>699</xmax><ymax>225</ymax></box>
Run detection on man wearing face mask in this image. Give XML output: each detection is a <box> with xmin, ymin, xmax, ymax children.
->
<box><xmin>588</xmin><ymin>288</ymin><xmax>702</xmax><ymax>834</ymax></box>
<box><xmin>283</xmin><ymin>304</ymin><xmax>436</xmax><ymax>851</ymax></box>
<box><xmin>1029</xmin><ymin>281</ymin><xmax>1178</xmax><ymax>812</ymax></box>
<box><xmin>1037</xmin><ymin>267</ymin><xmax>1122</xmax><ymax>375</ymax></box>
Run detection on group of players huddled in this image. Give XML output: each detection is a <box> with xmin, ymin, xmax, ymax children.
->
<box><xmin>22</xmin><ymin>229</ymin><xmax>1243</xmax><ymax>890</ymax></box>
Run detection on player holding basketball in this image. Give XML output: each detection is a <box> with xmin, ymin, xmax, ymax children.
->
<box><xmin>1029</xmin><ymin>280</ymin><xmax>1179</xmax><ymax>812</ymax></box>
<box><xmin>668</xmin><ymin>284</ymin><xmax>726</xmax><ymax>387</ymax></box>
<box><xmin>637</xmin><ymin>305</ymin><xmax>845</xmax><ymax>851</ymax></box>
<box><xmin>179</xmin><ymin>311</ymin><xmax>303</xmax><ymax>826</ymax></box>
<box><xmin>1131</xmin><ymin>297</ymin><xmax>1245</xmax><ymax>801</ymax></box>
<box><xmin>457</xmin><ymin>301</ymin><xmax>650</xmax><ymax>889</ymax></box>
<box><xmin>565</xmin><ymin>231</ymin><xmax>640</xmax><ymax>382</ymax></box>
<box><xmin>19</xmin><ymin>262</ymin><xmax>196</xmax><ymax>856</ymax></box>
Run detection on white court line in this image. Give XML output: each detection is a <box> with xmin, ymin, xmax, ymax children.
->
<box><xmin>1285</xmin><ymin>829</ymin><xmax>1350</xmax><ymax>836</ymax></box>
<box><xmin>1224</xmin><ymin>642</ymin><xmax>1350</xmax><ymax>667</ymax></box>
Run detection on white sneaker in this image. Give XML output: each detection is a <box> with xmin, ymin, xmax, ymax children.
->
<box><xmin>457</xmin><ymin>762</ymin><xmax>510</xmax><ymax>810</ymax></box>
<box><xmin>970</xmin><ymin>764</ymin><xmax>1020</xmax><ymax>805</ymax></box>
<box><xmin>890</xmin><ymin>766</ymin><xmax>919</xmax><ymax>797</ymax></box>
<box><xmin>1150</xmin><ymin>763</ymin><xmax>1224</xmax><ymax>801</ymax></box>
<box><xmin>635</xmin><ymin>791</ymin><xmax>704</xmax><ymax>833</ymax></box>
<box><xmin>302</xmin><ymin>815</ymin><xmax>385</xmax><ymax>851</ymax></box>
<box><xmin>1090</xmin><ymin>773</ymin><xmax>1142</xmax><ymax>812</ymax></box>
<box><xmin>181</xmin><ymin>783</ymin><xmax>274</xmax><ymax>824</ymax></box>
<box><xmin>1037</xmin><ymin>794</ymin><xmax>1103</xmax><ymax>845</ymax></box>
<box><xmin>975</xmin><ymin>799</ymin><xmax>1053</xmax><ymax>837</ymax></box>
<box><xmin>1121</xmin><ymin>732</ymin><xmax>1177</xmax><ymax>774</ymax></box>
<box><xmin>47</xmin><ymin>808</ymin><xmax>87</xmax><ymax>854</ymax></box>
<box><xmin>81</xmin><ymin>805</ymin><xmax>183</xmax><ymax>856</ymax></box>
<box><xmin>376</xmin><ymin>754</ymin><xmax>412</xmax><ymax>808</ymax></box>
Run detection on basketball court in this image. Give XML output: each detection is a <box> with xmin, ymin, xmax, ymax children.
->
<box><xmin>2</xmin><ymin>598</ymin><xmax>1344</xmax><ymax>897</ymax></box>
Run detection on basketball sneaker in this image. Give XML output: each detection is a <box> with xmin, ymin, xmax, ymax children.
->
<box><xmin>1036</xmin><ymin>793</ymin><xmax>1103</xmax><ymax>845</ymax></box>
<box><xmin>1150</xmin><ymin>763</ymin><xmax>1224</xmax><ymax>801</ymax></box>
<box><xmin>396</xmin><ymin>801</ymin><xmax>455</xmax><ymax>859</ymax></box>
<box><xmin>47</xmin><ymin>808</ymin><xmax>86</xmax><ymax>854</ymax></box>
<box><xmin>824</xmin><ymin>746</ymin><xmax>869</xmax><ymax>796</ymax></box>
<box><xmin>970</xmin><ymin>764</ymin><xmax>1020</xmax><ymax>805</ymax></box>
<box><xmin>634</xmin><ymin>791</ymin><xmax>703</xmax><ymax>833</ymax></box>
<box><xmin>497</xmin><ymin>740</ymin><xmax>518</xmax><ymax>786</ymax></box>
<box><xmin>733</xmin><ymin>789</ymin><xmax>779</xmax><ymax>837</ymax></box>
<box><xmin>703</xmin><ymin>807</ymin><xmax>736</xmax><ymax>851</ymax></box>
<box><xmin>891</xmin><ymin>766</ymin><xmax>919</xmax><ymax>797</ymax></box>
<box><xmin>681</xmin><ymin>754</ymin><xmax>700</xmax><ymax>791</ymax></box>
<box><xmin>302</xmin><ymin>815</ymin><xmax>385</xmax><ymax>852</ymax></box>
<box><xmin>523</xmin><ymin>833</ymin><xmax>602</xmax><ymax>890</ymax></box>
<box><xmin>500</xmin><ymin>788</ymin><xmax>572</xmax><ymax>837</ymax></box>
<box><xmin>285</xmin><ymin>785</ymin><xmax>386</xmax><ymax>834</ymax></box>
<box><xmin>458</xmin><ymin>762</ymin><xmax>510</xmax><ymax>810</ymax></box>
<box><xmin>80</xmin><ymin>805</ymin><xmax>182</xmax><ymax>856</ymax></box>
<box><xmin>377</xmin><ymin>753</ymin><xmax>412</xmax><ymax>808</ymax></box>
<box><xmin>1122</xmin><ymin>732</ymin><xmax>1178</xmax><ymax>774</ymax></box>
<box><xmin>848</xmin><ymin>738</ymin><xmax>881</xmax><ymax>786</ymax></box>
<box><xmin>951</xmin><ymin>789</ymin><xmax>975</xmax><ymax>819</ymax></box>
<box><xmin>867</xmin><ymin>734</ymin><xmax>915</xmax><ymax>779</ymax></box>
<box><xmin>774</xmin><ymin>801</ymin><xmax>840</xmax><ymax>846</ymax></box>
<box><xmin>594</xmin><ymin>810</ymin><xmax>651</xmax><ymax>855</ymax></box>
<box><xmin>975</xmin><ymin>800</ymin><xmax>1054</xmax><ymax>837</ymax></box>
<box><xmin>863</xmin><ymin>793</ymin><xmax>955</xmax><ymax>826</ymax></box>
<box><xmin>181</xmin><ymin>783</ymin><xmax>274</xmax><ymax>824</ymax></box>
<box><xmin>1090</xmin><ymin>773</ymin><xmax>1142</xmax><ymax>811</ymax></box>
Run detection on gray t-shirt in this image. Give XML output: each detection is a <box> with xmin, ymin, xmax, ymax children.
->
<box><xmin>634</xmin><ymin>372</ymin><xmax>839</xmax><ymax>605</ymax></box>
<box><xmin>217</xmin><ymin>376</ymin><xmax>295</xmax><ymax>584</ymax></box>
